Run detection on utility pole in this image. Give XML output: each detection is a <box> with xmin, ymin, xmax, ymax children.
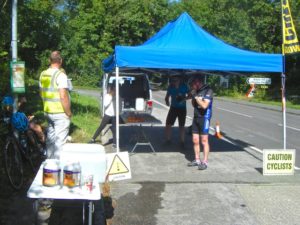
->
<box><xmin>12</xmin><ymin>0</ymin><xmax>18</xmax><ymax>62</ymax></box>
<box><xmin>12</xmin><ymin>0</ymin><xmax>18</xmax><ymax>112</ymax></box>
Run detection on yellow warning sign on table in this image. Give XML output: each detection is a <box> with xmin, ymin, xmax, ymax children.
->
<box><xmin>106</xmin><ymin>152</ymin><xmax>131</xmax><ymax>181</ymax></box>
<box><xmin>108</xmin><ymin>154</ymin><xmax>129</xmax><ymax>175</ymax></box>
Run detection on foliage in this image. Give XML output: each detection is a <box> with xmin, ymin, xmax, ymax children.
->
<box><xmin>0</xmin><ymin>0</ymin><xmax>299</xmax><ymax>96</ymax></box>
<box><xmin>60</xmin><ymin>0</ymin><xmax>170</xmax><ymax>86</ymax></box>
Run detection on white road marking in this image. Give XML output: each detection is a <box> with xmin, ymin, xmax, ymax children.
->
<box><xmin>278</xmin><ymin>123</ymin><xmax>300</xmax><ymax>132</ymax></box>
<box><xmin>216</xmin><ymin>107</ymin><xmax>253</xmax><ymax>118</ymax></box>
<box><xmin>249</xmin><ymin>146</ymin><xmax>263</xmax><ymax>154</ymax></box>
<box><xmin>153</xmin><ymin>99</ymin><xmax>194</xmax><ymax>121</ymax></box>
<box><xmin>226</xmin><ymin>139</ymin><xmax>300</xmax><ymax>170</ymax></box>
<box><xmin>220</xmin><ymin>136</ymin><xmax>237</xmax><ymax>145</ymax></box>
<box><xmin>187</xmin><ymin>115</ymin><xmax>193</xmax><ymax>120</ymax></box>
<box><xmin>152</xmin><ymin>99</ymin><xmax>169</xmax><ymax>109</ymax></box>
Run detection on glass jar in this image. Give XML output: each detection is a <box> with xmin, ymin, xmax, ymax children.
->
<box><xmin>63</xmin><ymin>162</ymin><xmax>81</xmax><ymax>188</ymax></box>
<box><xmin>43</xmin><ymin>159</ymin><xmax>61</xmax><ymax>187</ymax></box>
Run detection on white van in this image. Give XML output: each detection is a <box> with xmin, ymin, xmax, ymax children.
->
<box><xmin>102</xmin><ymin>73</ymin><xmax>153</xmax><ymax>115</ymax></box>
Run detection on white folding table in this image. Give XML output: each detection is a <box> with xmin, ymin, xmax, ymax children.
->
<box><xmin>27</xmin><ymin>161</ymin><xmax>101</xmax><ymax>225</ymax></box>
<box><xmin>27</xmin><ymin>143</ymin><xmax>107</xmax><ymax>225</ymax></box>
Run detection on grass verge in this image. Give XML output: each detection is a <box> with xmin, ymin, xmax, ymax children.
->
<box><xmin>218</xmin><ymin>95</ymin><xmax>300</xmax><ymax>110</ymax></box>
<box><xmin>0</xmin><ymin>84</ymin><xmax>102</xmax><ymax>143</ymax></box>
<box><xmin>70</xmin><ymin>92</ymin><xmax>101</xmax><ymax>142</ymax></box>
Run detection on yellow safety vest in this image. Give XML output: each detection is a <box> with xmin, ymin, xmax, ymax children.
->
<box><xmin>39</xmin><ymin>69</ymin><xmax>64</xmax><ymax>113</ymax></box>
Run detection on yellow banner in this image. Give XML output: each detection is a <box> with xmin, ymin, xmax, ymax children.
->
<box><xmin>282</xmin><ymin>0</ymin><xmax>300</xmax><ymax>54</ymax></box>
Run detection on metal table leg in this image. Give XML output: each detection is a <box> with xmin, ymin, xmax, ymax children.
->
<box><xmin>130</xmin><ymin>124</ymin><xmax>156</xmax><ymax>153</ymax></box>
<box><xmin>33</xmin><ymin>200</ymin><xmax>39</xmax><ymax>225</ymax></box>
<box><xmin>88</xmin><ymin>201</ymin><xmax>93</xmax><ymax>225</ymax></box>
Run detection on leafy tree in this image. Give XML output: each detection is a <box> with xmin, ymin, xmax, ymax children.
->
<box><xmin>18</xmin><ymin>0</ymin><xmax>63</xmax><ymax>78</ymax></box>
<box><xmin>61</xmin><ymin>0</ymin><xmax>171</xmax><ymax>86</ymax></box>
<box><xmin>0</xmin><ymin>0</ymin><xmax>299</xmax><ymax>96</ymax></box>
<box><xmin>0</xmin><ymin>0</ymin><xmax>12</xmax><ymax>96</ymax></box>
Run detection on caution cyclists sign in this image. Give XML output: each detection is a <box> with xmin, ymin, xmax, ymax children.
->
<box><xmin>263</xmin><ymin>149</ymin><xmax>295</xmax><ymax>175</ymax></box>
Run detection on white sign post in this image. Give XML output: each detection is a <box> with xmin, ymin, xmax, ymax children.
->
<box><xmin>263</xmin><ymin>149</ymin><xmax>295</xmax><ymax>175</ymax></box>
<box><xmin>246</xmin><ymin>77</ymin><xmax>271</xmax><ymax>85</ymax></box>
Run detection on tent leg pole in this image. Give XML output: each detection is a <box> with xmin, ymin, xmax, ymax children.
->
<box><xmin>116</xmin><ymin>67</ymin><xmax>120</xmax><ymax>153</ymax></box>
<box><xmin>281</xmin><ymin>73</ymin><xmax>286</xmax><ymax>150</ymax></box>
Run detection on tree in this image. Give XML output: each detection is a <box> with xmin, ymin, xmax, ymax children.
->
<box><xmin>18</xmin><ymin>0</ymin><xmax>63</xmax><ymax>77</ymax></box>
<box><xmin>0</xmin><ymin>0</ymin><xmax>12</xmax><ymax>95</ymax></box>
<box><xmin>0</xmin><ymin>0</ymin><xmax>298</xmax><ymax>94</ymax></box>
<box><xmin>61</xmin><ymin>0</ymin><xmax>171</xmax><ymax>86</ymax></box>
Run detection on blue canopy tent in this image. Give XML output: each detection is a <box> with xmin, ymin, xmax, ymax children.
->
<box><xmin>103</xmin><ymin>12</ymin><xmax>283</xmax><ymax>73</ymax></box>
<box><xmin>103</xmin><ymin>12</ymin><xmax>283</xmax><ymax>152</ymax></box>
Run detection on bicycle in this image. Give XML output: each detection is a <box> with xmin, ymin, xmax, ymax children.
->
<box><xmin>1</xmin><ymin>111</ymin><xmax>23</xmax><ymax>189</ymax></box>
<box><xmin>1</xmin><ymin>110</ymin><xmax>46</xmax><ymax>190</ymax></box>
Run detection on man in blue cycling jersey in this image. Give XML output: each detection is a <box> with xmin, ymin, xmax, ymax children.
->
<box><xmin>164</xmin><ymin>76</ymin><xmax>189</xmax><ymax>147</ymax></box>
<box><xmin>187</xmin><ymin>76</ymin><xmax>213</xmax><ymax>170</ymax></box>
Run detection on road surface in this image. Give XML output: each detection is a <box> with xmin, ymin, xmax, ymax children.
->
<box><xmin>152</xmin><ymin>90</ymin><xmax>300</xmax><ymax>168</ymax></box>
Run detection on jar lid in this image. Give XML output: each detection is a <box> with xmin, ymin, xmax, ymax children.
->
<box><xmin>63</xmin><ymin>162</ymin><xmax>81</xmax><ymax>172</ymax></box>
<box><xmin>44</xmin><ymin>159</ymin><xmax>60</xmax><ymax>170</ymax></box>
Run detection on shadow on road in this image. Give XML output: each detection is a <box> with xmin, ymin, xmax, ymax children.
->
<box><xmin>117</xmin><ymin>125</ymin><xmax>247</xmax><ymax>163</ymax></box>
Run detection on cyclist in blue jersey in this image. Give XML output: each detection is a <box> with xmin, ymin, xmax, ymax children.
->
<box><xmin>164</xmin><ymin>76</ymin><xmax>189</xmax><ymax>147</ymax></box>
<box><xmin>187</xmin><ymin>76</ymin><xmax>213</xmax><ymax>170</ymax></box>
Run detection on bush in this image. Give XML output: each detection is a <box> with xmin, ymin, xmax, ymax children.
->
<box><xmin>70</xmin><ymin>73</ymin><xmax>101</xmax><ymax>88</ymax></box>
<box><xmin>0</xmin><ymin>57</ymin><xmax>11</xmax><ymax>97</ymax></box>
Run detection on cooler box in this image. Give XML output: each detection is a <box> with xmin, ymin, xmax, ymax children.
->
<box><xmin>135</xmin><ymin>98</ymin><xmax>144</xmax><ymax>111</ymax></box>
<box><xmin>60</xmin><ymin>143</ymin><xmax>107</xmax><ymax>184</ymax></box>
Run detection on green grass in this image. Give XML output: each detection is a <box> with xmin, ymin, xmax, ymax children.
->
<box><xmin>248</xmin><ymin>98</ymin><xmax>300</xmax><ymax>110</ymax></box>
<box><xmin>218</xmin><ymin>95</ymin><xmax>300</xmax><ymax>110</ymax></box>
<box><xmin>70</xmin><ymin>92</ymin><xmax>101</xmax><ymax>142</ymax></box>
<box><xmin>73</xmin><ymin>85</ymin><xmax>101</xmax><ymax>91</ymax></box>
<box><xmin>1</xmin><ymin>84</ymin><xmax>102</xmax><ymax>143</ymax></box>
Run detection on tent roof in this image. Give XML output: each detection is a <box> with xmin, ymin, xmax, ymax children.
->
<box><xmin>103</xmin><ymin>12</ymin><xmax>283</xmax><ymax>73</ymax></box>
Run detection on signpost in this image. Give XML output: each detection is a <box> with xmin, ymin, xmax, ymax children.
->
<box><xmin>246</xmin><ymin>84</ymin><xmax>256</xmax><ymax>98</ymax></box>
<box><xmin>10</xmin><ymin>61</ymin><xmax>25</xmax><ymax>93</ymax></box>
<box><xmin>246</xmin><ymin>77</ymin><xmax>271</xmax><ymax>98</ymax></box>
<box><xmin>246</xmin><ymin>77</ymin><xmax>271</xmax><ymax>85</ymax></box>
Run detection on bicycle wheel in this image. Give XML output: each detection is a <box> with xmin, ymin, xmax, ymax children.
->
<box><xmin>4</xmin><ymin>136</ymin><xmax>24</xmax><ymax>190</ymax></box>
<box><xmin>25</xmin><ymin>131</ymin><xmax>45</xmax><ymax>172</ymax></box>
<box><xmin>26</xmin><ymin>144</ymin><xmax>43</xmax><ymax>173</ymax></box>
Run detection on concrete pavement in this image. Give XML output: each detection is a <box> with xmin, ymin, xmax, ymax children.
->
<box><xmin>109</xmin><ymin>148</ymin><xmax>300</xmax><ymax>225</ymax></box>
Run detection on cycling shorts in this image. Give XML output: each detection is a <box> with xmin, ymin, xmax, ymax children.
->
<box><xmin>166</xmin><ymin>107</ymin><xmax>187</xmax><ymax>127</ymax></box>
<box><xmin>192</xmin><ymin>117</ymin><xmax>210</xmax><ymax>135</ymax></box>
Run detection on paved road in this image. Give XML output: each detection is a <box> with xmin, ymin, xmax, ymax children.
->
<box><xmin>75</xmin><ymin>88</ymin><xmax>300</xmax><ymax>166</ymax></box>
<box><xmin>152</xmin><ymin>90</ymin><xmax>300</xmax><ymax>168</ymax></box>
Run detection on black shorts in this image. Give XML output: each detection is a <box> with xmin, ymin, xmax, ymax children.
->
<box><xmin>166</xmin><ymin>107</ymin><xmax>186</xmax><ymax>127</ymax></box>
<box><xmin>192</xmin><ymin>117</ymin><xmax>210</xmax><ymax>135</ymax></box>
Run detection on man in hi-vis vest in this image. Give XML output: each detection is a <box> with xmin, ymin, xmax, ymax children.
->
<box><xmin>39</xmin><ymin>51</ymin><xmax>72</xmax><ymax>159</ymax></box>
